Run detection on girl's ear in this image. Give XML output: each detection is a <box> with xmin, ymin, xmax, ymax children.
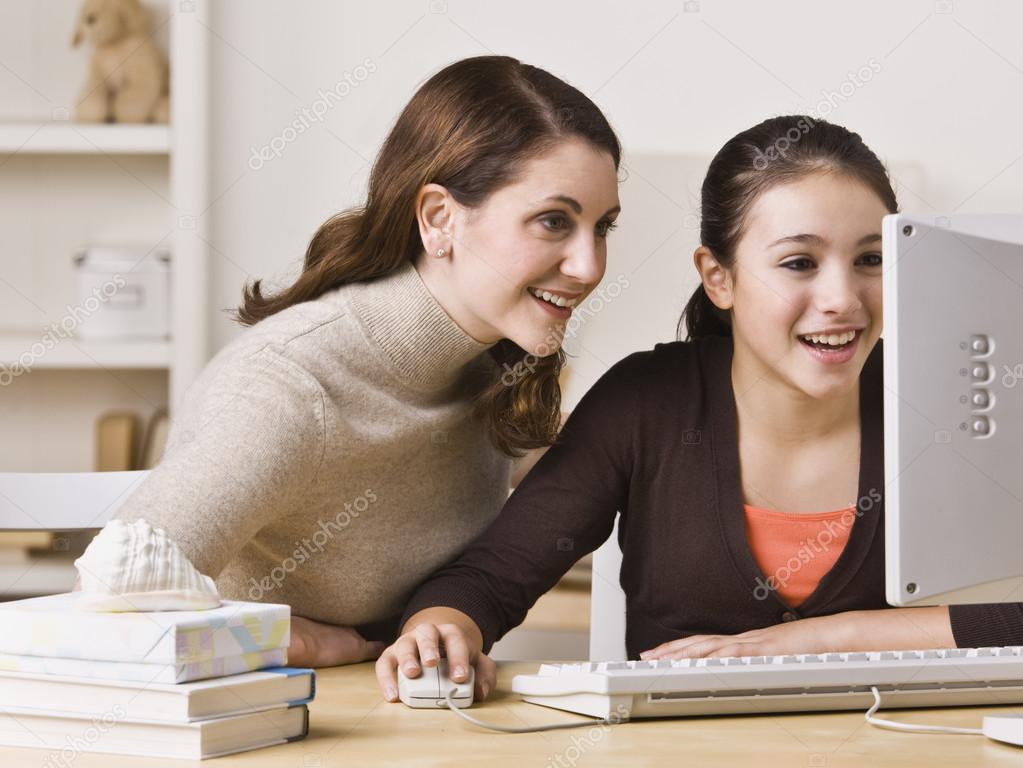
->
<box><xmin>694</xmin><ymin>246</ymin><xmax>734</xmax><ymax>310</ymax></box>
<box><xmin>415</xmin><ymin>183</ymin><xmax>454</xmax><ymax>259</ymax></box>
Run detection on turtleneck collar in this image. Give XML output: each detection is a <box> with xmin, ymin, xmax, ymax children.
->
<box><xmin>348</xmin><ymin>260</ymin><xmax>495</xmax><ymax>392</ymax></box>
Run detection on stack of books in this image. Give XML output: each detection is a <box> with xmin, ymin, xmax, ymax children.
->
<box><xmin>0</xmin><ymin>592</ymin><xmax>313</xmax><ymax>760</ymax></box>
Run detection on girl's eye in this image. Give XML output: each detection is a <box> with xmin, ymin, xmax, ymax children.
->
<box><xmin>540</xmin><ymin>214</ymin><xmax>570</xmax><ymax>233</ymax></box>
<box><xmin>859</xmin><ymin>252</ymin><xmax>883</xmax><ymax>267</ymax></box>
<box><xmin>782</xmin><ymin>257</ymin><xmax>815</xmax><ymax>271</ymax></box>
<box><xmin>596</xmin><ymin>220</ymin><xmax>618</xmax><ymax>238</ymax></box>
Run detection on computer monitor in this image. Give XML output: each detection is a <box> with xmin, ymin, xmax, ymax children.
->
<box><xmin>884</xmin><ymin>214</ymin><xmax>1023</xmax><ymax>607</ymax></box>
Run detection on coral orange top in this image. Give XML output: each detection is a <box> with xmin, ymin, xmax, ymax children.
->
<box><xmin>743</xmin><ymin>503</ymin><xmax>857</xmax><ymax>608</ymax></box>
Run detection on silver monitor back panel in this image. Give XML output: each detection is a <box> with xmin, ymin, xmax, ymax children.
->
<box><xmin>884</xmin><ymin>214</ymin><xmax>1023</xmax><ymax>606</ymax></box>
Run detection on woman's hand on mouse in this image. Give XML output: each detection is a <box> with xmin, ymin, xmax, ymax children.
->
<box><xmin>287</xmin><ymin>615</ymin><xmax>385</xmax><ymax>668</ymax></box>
<box><xmin>375</xmin><ymin>607</ymin><xmax>496</xmax><ymax>703</ymax></box>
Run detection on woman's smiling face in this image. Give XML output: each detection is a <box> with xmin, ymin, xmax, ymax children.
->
<box><xmin>718</xmin><ymin>172</ymin><xmax>890</xmax><ymax>400</ymax></box>
<box><xmin>415</xmin><ymin>137</ymin><xmax>621</xmax><ymax>355</ymax></box>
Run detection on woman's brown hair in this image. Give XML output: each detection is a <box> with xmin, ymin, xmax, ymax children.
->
<box><xmin>236</xmin><ymin>55</ymin><xmax>621</xmax><ymax>456</ymax></box>
<box><xmin>681</xmin><ymin>115</ymin><xmax>898</xmax><ymax>340</ymax></box>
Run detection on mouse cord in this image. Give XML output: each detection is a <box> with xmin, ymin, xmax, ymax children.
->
<box><xmin>865</xmin><ymin>687</ymin><xmax>982</xmax><ymax>735</ymax></box>
<box><xmin>442</xmin><ymin>689</ymin><xmax>626</xmax><ymax>733</ymax></box>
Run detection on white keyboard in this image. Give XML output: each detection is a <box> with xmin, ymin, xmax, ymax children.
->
<box><xmin>511</xmin><ymin>648</ymin><xmax>1023</xmax><ymax>719</ymax></box>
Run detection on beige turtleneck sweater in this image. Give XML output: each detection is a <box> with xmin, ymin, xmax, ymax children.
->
<box><xmin>111</xmin><ymin>261</ymin><xmax>511</xmax><ymax>633</ymax></box>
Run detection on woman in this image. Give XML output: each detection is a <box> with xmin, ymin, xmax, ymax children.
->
<box><xmin>376</xmin><ymin>115</ymin><xmax>1023</xmax><ymax>702</ymax></box>
<box><xmin>107</xmin><ymin>55</ymin><xmax>622</xmax><ymax>667</ymax></box>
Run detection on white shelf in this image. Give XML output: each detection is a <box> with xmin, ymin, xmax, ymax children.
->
<box><xmin>0</xmin><ymin>123</ymin><xmax>170</xmax><ymax>155</ymax></box>
<box><xmin>0</xmin><ymin>558</ymin><xmax>76</xmax><ymax>599</ymax></box>
<box><xmin>0</xmin><ymin>333</ymin><xmax>171</xmax><ymax>370</ymax></box>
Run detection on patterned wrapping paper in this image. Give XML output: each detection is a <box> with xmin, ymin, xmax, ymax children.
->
<box><xmin>0</xmin><ymin>593</ymin><xmax>290</xmax><ymax>666</ymax></box>
<box><xmin>0</xmin><ymin>646</ymin><xmax>290</xmax><ymax>684</ymax></box>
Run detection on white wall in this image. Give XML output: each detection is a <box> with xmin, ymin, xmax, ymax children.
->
<box><xmin>204</xmin><ymin>0</ymin><xmax>1023</xmax><ymax>405</ymax></box>
<box><xmin>2</xmin><ymin>0</ymin><xmax>1019</xmax><ymax>457</ymax></box>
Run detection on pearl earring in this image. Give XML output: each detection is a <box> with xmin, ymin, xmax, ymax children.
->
<box><xmin>436</xmin><ymin>248</ymin><xmax>446</xmax><ymax>257</ymax></box>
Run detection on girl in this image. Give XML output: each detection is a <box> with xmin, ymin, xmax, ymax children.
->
<box><xmin>106</xmin><ymin>55</ymin><xmax>622</xmax><ymax>667</ymax></box>
<box><xmin>376</xmin><ymin>115</ymin><xmax>1023</xmax><ymax>702</ymax></box>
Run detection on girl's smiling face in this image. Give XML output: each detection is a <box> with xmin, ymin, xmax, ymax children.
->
<box><xmin>705</xmin><ymin>172</ymin><xmax>890</xmax><ymax>401</ymax></box>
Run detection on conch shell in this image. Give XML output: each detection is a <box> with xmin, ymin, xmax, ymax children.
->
<box><xmin>74</xmin><ymin>519</ymin><xmax>221</xmax><ymax>612</ymax></box>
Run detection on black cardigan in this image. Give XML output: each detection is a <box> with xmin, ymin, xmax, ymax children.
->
<box><xmin>402</xmin><ymin>335</ymin><xmax>1023</xmax><ymax>657</ymax></box>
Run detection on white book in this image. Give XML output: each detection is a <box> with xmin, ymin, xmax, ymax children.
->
<box><xmin>0</xmin><ymin>703</ymin><xmax>309</xmax><ymax>760</ymax></box>
<box><xmin>0</xmin><ymin>646</ymin><xmax>289</xmax><ymax>684</ymax></box>
<box><xmin>0</xmin><ymin>592</ymin><xmax>290</xmax><ymax>665</ymax></box>
<box><xmin>0</xmin><ymin>666</ymin><xmax>314</xmax><ymax>722</ymax></box>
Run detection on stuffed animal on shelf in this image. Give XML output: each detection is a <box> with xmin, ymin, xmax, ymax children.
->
<box><xmin>71</xmin><ymin>0</ymin><xmax>170</xmax><ymax>123</ymax></box>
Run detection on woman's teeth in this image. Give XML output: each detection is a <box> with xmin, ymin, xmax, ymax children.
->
<box><xmin>800</xmin><ymin>330</ymin><xmax>857</xmax><ymax>347</ymax></box>
<box><xmin>529</xmin><ymin>287</ymin><xmax>578</xmax><ymax>308</ymax></box>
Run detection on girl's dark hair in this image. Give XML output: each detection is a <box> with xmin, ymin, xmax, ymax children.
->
<box><xmin>235</xmin><ymin>55</ymin><xmax>620</xmax><ymax>457</ymax></box>
<box><xmin>680</xmin><ymin>115</ymin><xmax>898</xmax><ymax>341</ymax></box>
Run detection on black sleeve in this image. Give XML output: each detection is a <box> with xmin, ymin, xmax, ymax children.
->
<box><xmin>400</xmin><ymin>353</ymin><xmax>645</xmax><ymax>652</ymax></box>
<box><xmin>949</xmin><ymin>603</ymin><xmax>1023</xmax><ymax>647</ymax></box>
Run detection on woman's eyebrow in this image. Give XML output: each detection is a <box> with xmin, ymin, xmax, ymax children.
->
<box><xmin>536</xmin><ymin>195</ymin><xmax>621</xmax><ymax>218</ymax></box>
<box><xmin>768</xmin><ymin>232</ymin><xmax>882</xmax><ymax>248</ymax></box>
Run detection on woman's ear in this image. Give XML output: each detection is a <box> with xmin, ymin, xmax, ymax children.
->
<box><xmin>694</xmin><ymin>245</ymin><xmax>734</xmax><ymax>310</ymax></box>
<box><xmin>415</xmin><ymin>183</ymin><xmax>454</xmax><ymax>259</ymax></box>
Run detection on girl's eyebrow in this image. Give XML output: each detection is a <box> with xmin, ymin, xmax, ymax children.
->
<box><xmin>769</xmin><ymin>232</ymin><xmax>882</xmax><ymax>248</ymax></box>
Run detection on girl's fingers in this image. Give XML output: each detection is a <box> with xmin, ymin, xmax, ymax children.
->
<box><xmin>413</xmin><ymin>623</ymin><xmax>442</xmax><ymax>668</ymax></box>
<box><xmin>474</xmin><ymin>653</ymin><xmax>498</xmax><ymax>700</ymax></box>
<box><xmin>374</xmin><ymin>650</ymin><xmax>402</xmax><ymax>701</ymax></box>
<box><xmin>641</xmin><ymin>635</ymin><xmax>720</xmax><ymax>659</ymax></box>
<box><xmin>392</xmin><ymin>635</ymin><xmax>426</xmax><ymax>677</ymax></box>
<box><xmin>436</xmin><ymin>624</ymin><xmax>472</xmax><ymax>683</ymax></box>
<box><xmin>707</xmin><ymin>643</ymin><xmax>754</xmax><ymax>659</ymax></box>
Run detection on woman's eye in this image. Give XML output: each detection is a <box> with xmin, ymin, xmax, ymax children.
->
<box><xmin>596</xmin><ymin>220</ymin><xmax>618</xmax><ymax>238</ymax></box>
<box><xmin>782</xmin><ymin>257</ymin><xmax>815</xmax><ymax>271</ymax></box>
<box><xmin>859</xmin><ymin>252</ymin><xmax>883</xmax><ymax>267</ymax></box>
<box><xmin>540</xmin><ymin>214</ymin><xmax>570</xmax><ymax>233</ymax></box>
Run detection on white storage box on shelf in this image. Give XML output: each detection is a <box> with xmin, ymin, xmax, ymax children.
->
<box><xmin>72</xmin><ymin>247</ymin><xmax>171</xmax><ymax>340</ymax></box>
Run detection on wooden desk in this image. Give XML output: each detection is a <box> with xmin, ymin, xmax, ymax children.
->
<box><xmin>3</xmin><ymin>661</ymin><xmax>1023</xmax><ymax>766</ymax></box>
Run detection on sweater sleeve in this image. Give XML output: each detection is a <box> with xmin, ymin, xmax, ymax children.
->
<box><xmin>400</xmin><ymin>354</ymin><xmax>644</xmax><ymax>652</ymax></box>
<box><xmin>109</xmin><ymin>346</ymin><xmax>326</xmax><ymax>580</ymax></box>
<box><xmin>949</xmin><ymin>603</ymin><xmax>1023</xmax><ymax>647</ymax></box>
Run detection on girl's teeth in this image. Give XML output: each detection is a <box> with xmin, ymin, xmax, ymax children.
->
<box><xmin>801</xmin><ymin>330</ymin><xmax>857</xmax><ymax>346</ymax></box>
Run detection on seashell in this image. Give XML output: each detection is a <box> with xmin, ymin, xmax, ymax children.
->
<box><xmin>73</xmin><ymin>518</ymin><xmax>221</xmax><ymax>612</ymax></box>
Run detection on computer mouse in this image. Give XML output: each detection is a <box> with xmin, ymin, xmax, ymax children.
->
<box><xmin>397</xmin><ymin>658</ymin><xmax>474</xmax><ymax>709</ymax></box>
<box><xmin>984</xmin><ymin>714</ymin><xmax>1023</xmax><ymax>746</ymax></box>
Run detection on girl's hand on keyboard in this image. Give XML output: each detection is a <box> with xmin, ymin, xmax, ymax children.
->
<box><xmin>640</xmin><ymin>607</ymin><xmax>956</xmax><ymax>660</ymax></box>
<box><xmin>376</xmin><ymin>608</ymin><xmax>496</xmax><ymax>703</ymax></box>
<box><xmin>639</xmin><ymin>614</ymin><xmax>842</xmax><ymax>660</ymax></box>
<box><xmin>287</xmin><ymin>615</ymin><xmax>386</xmax><ymax>668</ymax></box>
